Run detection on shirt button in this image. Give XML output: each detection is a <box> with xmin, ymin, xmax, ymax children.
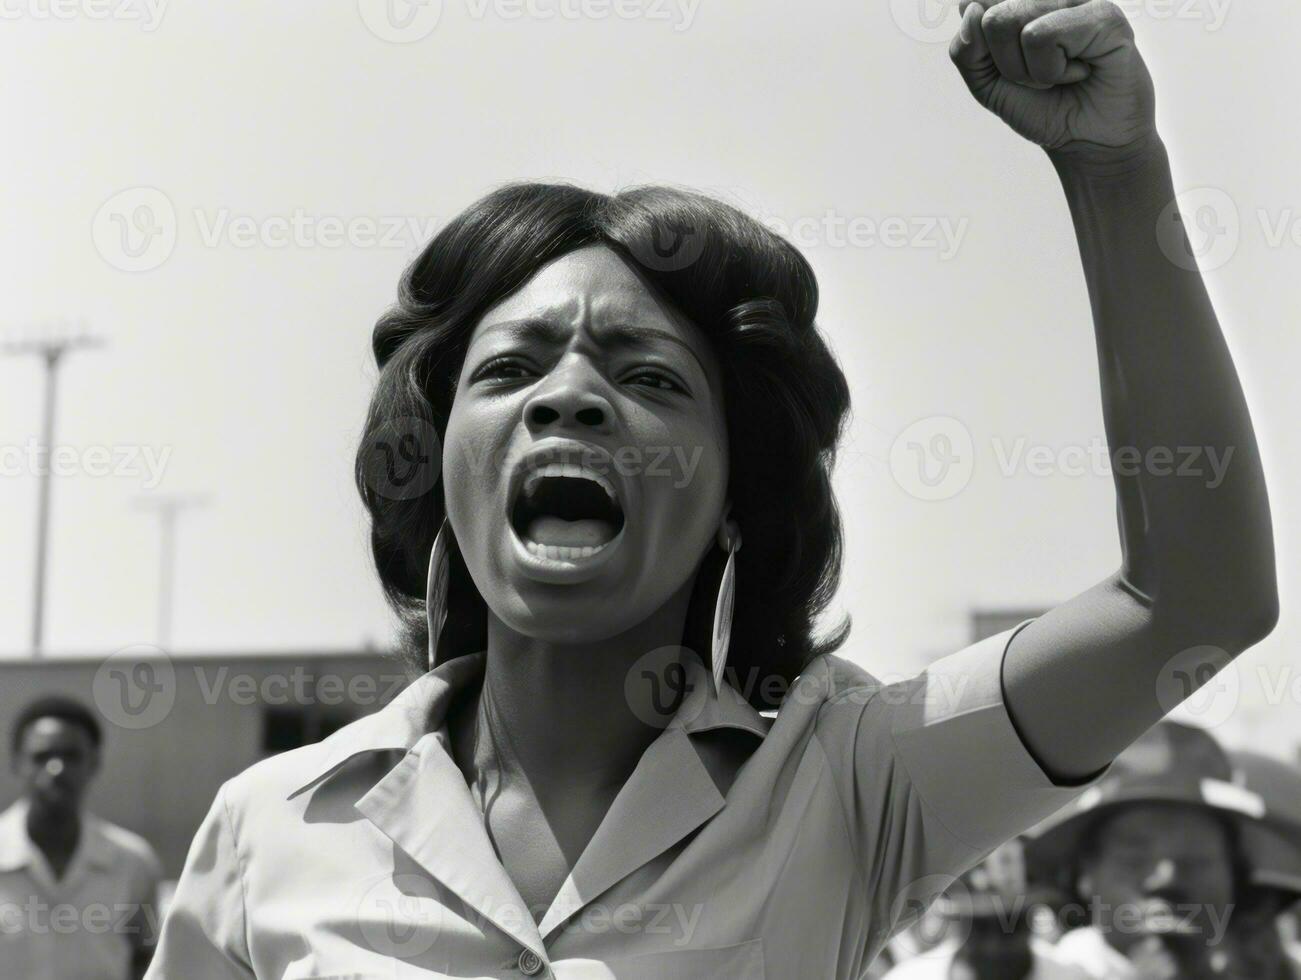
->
<box><xmin>517</xmin><ymin>948</ymin><xmax>545</xmax><ymax>976</ymax></box>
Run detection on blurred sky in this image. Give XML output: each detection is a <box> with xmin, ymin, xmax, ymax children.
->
<box><xmin>1</xmin><ymin>0</ymin><xmax>1297</xmax><ymax>753</ymax></box>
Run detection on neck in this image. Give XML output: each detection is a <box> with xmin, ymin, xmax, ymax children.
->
<box><xmin>26</xmin><ymin>799</ymin><xmax>80</xmax><ymax>845</ymax></box>
<box><xmin>472</xmin><ymin>575</ymin><xmax>699</xmax><ymax>792</ymax></box>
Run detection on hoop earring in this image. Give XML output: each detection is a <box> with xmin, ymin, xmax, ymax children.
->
<box><xmin>426</xmin><ymin>516</ymin><xmax>451</xmax><ymax>672</ymax></box>
<box><xmin>711</xmin><ymin>526</ymin><xmax>741</xmax><ymax>695</ymax></box>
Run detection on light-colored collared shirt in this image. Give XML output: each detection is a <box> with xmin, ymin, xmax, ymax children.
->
<box><xmin>880</xmin><ymin>936</ymin><xmax>1093</xmax><ymax>979</ymax></box>
<box><xmin>1053</xmin><ymin>926</ymin><xmax>1144</xmax><ymax>979</ymax></box>
<box><xmin>148</xmin><ymin>622</ymin><xmax>1109</xmax><ymax>979</ymax></box>
<box><xmin>0</xmin><ymin>798</ymin><xmax>163</xmax><ymax>980</ymax></box>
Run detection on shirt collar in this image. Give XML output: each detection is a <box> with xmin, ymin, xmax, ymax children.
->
<box><xmin>75</xmin><ymin>814</ymin><xmax>118</xmax><ymax>871</ymax></box>
<box><xmin>0</xmin><ymin>799</ymin><xmax>30</xmax><ymax>871</ymax></box>
<box><xmin>1056</xmin><ymin>925</ymin><xmax>1136</xmax><ymax>976</ymax></box>
<box><xmin>288</xmin><ymin>648</ymin><xmax>769</xmax><ymax>799</ymax></box>
<box><xmin>0</xmin><ymin>799</ymin><xmax>116</xmax><ymax>874</ymax></box>
<box><xmin>671</xmin><ymin>651</ymin><xmax>772</xmax><ymax>738</ymax></box>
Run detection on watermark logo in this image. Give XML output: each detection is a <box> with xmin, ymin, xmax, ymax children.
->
<box><xmin>1156</xmin><ymin>187</ymin><xmax>1239</xmax><ymax>273</ymax></box>
<box><xmin>892</xmin><ymin>0</ymin><xmax>1234</xmax><ymax>43</ymax></box>
<box><xmin>357</xmin><ymin>874</ymin><xmax>444</xmax><ymax>957</ymax></box>
<box><xmin>757</xmin><ymin>209</ymin><xmax>969</xmax><ymax>259</ymax></box>
<box><xmin>1112</xmin><ymin>0</ymin><xmax>1233</xmax><ymax>31</ymax></box>
<box><xmin>92</xmin><ymin>187</ymin><xmax>177</xmax><ymax>272</ymax></box>
<box><xmin>888</xmin><ymin>427</ymin><xmax>1236</xmax><ymax>501</ymax></box>
<box><xmin>890</xmin><ymin>0</ymin><xmax>961</xmax><ymax>43</ymax></box>
<box><xmin>1</xmin><ymin>439</ymin><xmax>171</xmax><ymax>488</ymax></box>
<box><xmin>191</xmin><ymin>208</ymin><xmax>442</xmax><ymax>251</ymax></box>
<box><xmin>625</xmin><ymin>216</ymin><xmax>707</xmax><ymax>272</ymax></box>
<box><xmin>92</xmin><ymin>645</ymin><xmax>176</xmax><ymax>729</ymax></box>
<box><xmin>889</xmin><ymin>873</ymin><xmax>970</xmax><ymax>957</ymax></box>
<box><xmin>624</xmin><ymin>645</ymin><xmax>708</xmax><ymax>729</ymax></box>
<box><xmin>1155</xmin><ymin>645</ymin><xmax>1238</xmax><ymax>728</ymax></box>
<box><xmin>358</xmin><ymin>0</ymin><xmax>443</xmax><ymax>41</ymax></box>
<box><xmin>359</xmin><ymin>0</ymin><xmax>700</xmax><ymax>36</ymax></box>
<box><xmin>889</xmin><ymin>416</ymin><xmax>974</xmax><ymax>502</ymax></box>
<box><xmin>359</xmin><ymin>417</ymin><xmax>443</xmax><ymax>501</ymax></box>
<box><xmin>0</xmin><ymin>0</ymin><xmax>169</xmax><ymax>30</ymax></box>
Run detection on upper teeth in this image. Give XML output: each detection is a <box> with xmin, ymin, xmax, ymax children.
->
<box><xmin>523</xmin><ymin>462</ymin><xmax>619</xmax><ymax>505</ymax></box>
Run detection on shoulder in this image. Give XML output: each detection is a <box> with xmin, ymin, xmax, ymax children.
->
<box><xmin>1030</xmin><ymin>936</ymin><xmax>1098</xmax><ymax>980</ymax></box>
<box><xmin>213</xmin><ymin>713</ymin><xmax>409</xmax><ymax>844</ymax></box>
<box><xmin>1049</xmin><ymin>927</ymin><xmax>1115</xmax><ymax>975</ymax></box>
<box><xmin>88</xmin><ymin>812</ymin><xmax>163</xmax><ymax>877</ymax></box>
<box><xmin>781</xmin><ymin>650</ymin><xmax>893</xmax><ymax>714</ymax></box>
<box><xmin>777</xmin><ymin>649</ymin><xmax>927</xmax><ymax>750</ymax></box>
<box><xmin>879</xmin><ymin>947</ymin><xmax>954</xmax><ymax>979</ymax></box>
<box><xmin>217</xmin><ymin>734</ymin><xmax>356</xmax><ymax>819</ymax></box>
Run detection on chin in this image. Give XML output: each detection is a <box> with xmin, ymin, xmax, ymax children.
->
<box><xmin>495</xmin><ymin>598</ymin><xmax>633</xmax><ymax>646</ymax></box>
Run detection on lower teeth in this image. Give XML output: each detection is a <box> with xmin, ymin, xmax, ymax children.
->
<box><xmin>524</xmin><ymin>539</ymin><xmax>610</xmax><ymax>561</ymax></box>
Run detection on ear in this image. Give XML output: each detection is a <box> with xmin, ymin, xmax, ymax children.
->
<box><xmin>715</xmin><ymin>500</ymin><xmax>740</xmax><ymax>552</ymax></box>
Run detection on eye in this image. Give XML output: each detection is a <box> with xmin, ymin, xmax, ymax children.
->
<box><xmin>473</xmin><ymin>356</ymin><xmax>534</xmax><ymax>383</ymax></box>
<box><xmin>625</xmin><ymin>370</ymin><xmax>685</xmax><ymax>393</ymax></box>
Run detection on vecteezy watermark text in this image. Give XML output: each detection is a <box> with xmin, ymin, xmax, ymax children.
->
<box><xmin>0</xmin><ymin>0</ymin><xmax>168</xmax><ymax>30</ymax></box>
<box><xmin>888</xmin><ymin>418</ymin><xmax>1237</xmax><ymax>503</ymax></box>
<box><xmin>758</xmin><ymin>210</ymin><xmax>969</xmax><ymax>260</ymax></box>
<box><xmin>1</xmin><ymin>439</ymin><xmax>171</xmax><ymax>489</ymax></box>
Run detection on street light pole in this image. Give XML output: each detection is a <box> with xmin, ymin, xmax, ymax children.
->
<box><xmin>31</xmin><ymin>347</ymin><xmax>61</xmax><ymax>656</ymax></box>
<box><xmin>3</xmin><ymin>328</ymin><xmax>102</xmax><ymax>657</ymax></box>
<box><xmin>133</xmin><ymin>494</ymin><xmax>209</xmax><ymax>649</ymax></box>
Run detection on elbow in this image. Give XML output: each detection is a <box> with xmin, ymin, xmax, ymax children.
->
<box><xmin>1200</xmin><ymin>571</ymin><xmax>1279</xmax><ymax>652</ymax></box>
<box><xmin>1226</xmin><ymin>547</ymin><xmax>1280</xmax><ymax>647</ymax></box>
<box><xmin>1153</xmin><ymin>561</ymin><xmax>1279</xmax><ymax>653</ymax></box>
<box><xmin>1236</xmin><ymin>581</ymin><xmax>1280</xmax><ymax>647</ymax></box>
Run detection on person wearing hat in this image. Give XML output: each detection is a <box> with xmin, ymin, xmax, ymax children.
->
<box><xmin>881</xmin><ymin>838</ymin><xmax>1091</xmax><ymax>980</ymax></box>
<box><xmin>1027</xmin><ymin>721</ymin><xmax>1264</xmax><ymax>979</ymax></box>
<box><xmin>1219</xmin><ymin>750</ymin><xmax>1301</xmax><ymax>979</ymax></box>
<box><xmin>145</xmin><ymin>5</ymin><xmax>1281</xmax><ymax>975</ymax></box>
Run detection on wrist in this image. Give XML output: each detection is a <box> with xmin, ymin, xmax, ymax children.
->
<box><xmin>1050</xmin><ymin>133</ymin><xmax>1176</xmax><ymax>218</ymax></box>
<box><xmin>1047</xmin><ymin>132</ymin><xmax>1169</xmax><ymax>186</ymax></box>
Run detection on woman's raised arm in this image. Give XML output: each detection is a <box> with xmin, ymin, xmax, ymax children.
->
<box><xmin>948</xmin><ymin>0</ymin><xmax>1278</xmax><ymax>781</ymax></box>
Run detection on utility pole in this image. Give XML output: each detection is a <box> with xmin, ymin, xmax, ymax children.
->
<box><xmin>133</xmin><ymin>494</ymin><xmax>209</xmax><ymax>649</ymax></box>
<box><xmin>2</xmin><ymin>326</ymin><xmax>102</xmax><ymax>657</ymax></box>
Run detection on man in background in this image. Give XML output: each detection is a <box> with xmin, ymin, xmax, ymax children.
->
<box><xmin>0</xmin><ymin>695</ymin><xmax>163</xmax><ymax>979</ymax></box>
<box><xmin>1222</xmin><ymin>749</ymin><xmax>1301</xmax><ymax>979</ymax></box>
<box><xmin>1027</xmin><ymin>721</ymin><xmax>1268</xmax><ymax>979</ymax></box>
<box><xmin>880</xmin><ymin>838</ymin><xmax>1089</xmax><ymax>980</ymax></box>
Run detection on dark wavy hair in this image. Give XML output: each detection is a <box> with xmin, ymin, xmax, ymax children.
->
<box><xmin>354</xmin><ymin>182</ymin><xmax>853</xmax><ymax>710</ymax></box>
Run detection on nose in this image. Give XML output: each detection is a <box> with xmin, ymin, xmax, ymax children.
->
<box><xmin>1142</xmin><ymin>858</ymin><xmax>1177</xmax><ymax>893</ymax></box>
<box><xmin>523</xmin><ymin>358</ymin><xmax>616</xmax><ymax>437</ymax></box>
<box><xmin>44</xmin><ymin>758</ymin><xmax>65</xmax><ymax>778</ymax></box>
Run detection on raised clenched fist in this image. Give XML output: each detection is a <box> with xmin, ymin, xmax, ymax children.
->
<box><xmin>950</xmin><ymin>0</ymin><xmax>1158</xmax><ymax>175</ymax></box>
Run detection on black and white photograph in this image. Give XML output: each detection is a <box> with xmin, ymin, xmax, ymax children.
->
<box><xmin>2</xmin><ymin>1</ymin><xmax>1299</xmax><ymax>977</ymax></box>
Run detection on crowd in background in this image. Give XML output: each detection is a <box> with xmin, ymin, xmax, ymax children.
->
<box><xmin>868</xmin><ymin>721</ymin><xmax>1301</xmax><ymax>979</ymax></box>
<box><xmin>5</xmin><ymin>691</ymin><xmax>1301</xmax><ymax>979</ymax></box>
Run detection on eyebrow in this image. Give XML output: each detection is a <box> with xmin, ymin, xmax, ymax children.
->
<box><xmin>472</xmin><ymin>318</ymin><xmax>711</xmax><ymax>379</ymax></box>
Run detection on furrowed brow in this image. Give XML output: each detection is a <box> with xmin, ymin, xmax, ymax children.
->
<box><xmin>474</xmin><ymin>318</ymin><xmax>710</xmax><ymax>378</ymax></box>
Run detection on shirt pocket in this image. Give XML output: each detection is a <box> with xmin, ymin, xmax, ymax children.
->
<box><xmin>555</xmin><ymin>938</ymin><xmax>766</xmax><ymax>979</ymax></box>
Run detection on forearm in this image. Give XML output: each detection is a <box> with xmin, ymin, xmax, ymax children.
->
<box><xmin>1000</xmin><ymin>139</ymin><xmax>1278</xmax><ymax>780</ymax></box>
<box><xmin>1051</xmin><ymin>135</ymin><xmax>1277</xmax><ymax>639</ymax></box>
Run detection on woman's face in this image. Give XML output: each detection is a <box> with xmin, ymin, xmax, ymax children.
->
<box><xmin>442</xmin><ymin>244</ymin><xmax>730</xmax><ymax>643</ymax></box>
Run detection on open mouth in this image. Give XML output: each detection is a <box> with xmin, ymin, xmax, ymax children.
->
<box><xmin>509</xmin><ymin>463</ymin><xmax>626</xmax><ymax>561</ymax></box>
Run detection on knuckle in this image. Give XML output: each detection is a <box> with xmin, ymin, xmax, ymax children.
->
<box><xmin>1095</xmin><ymin>0</ymin><xmax>1132</xmax><ymax>30</ymax></box>
<box><xmin>981</xmin><ymin>10</ymin><xmax>1014</xmax><ymax>41</ymax></box>
<box><xmin>1020</xmin><ymin>19</ymin><xmax>1054</xmax><ymax>47</ymax></box>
